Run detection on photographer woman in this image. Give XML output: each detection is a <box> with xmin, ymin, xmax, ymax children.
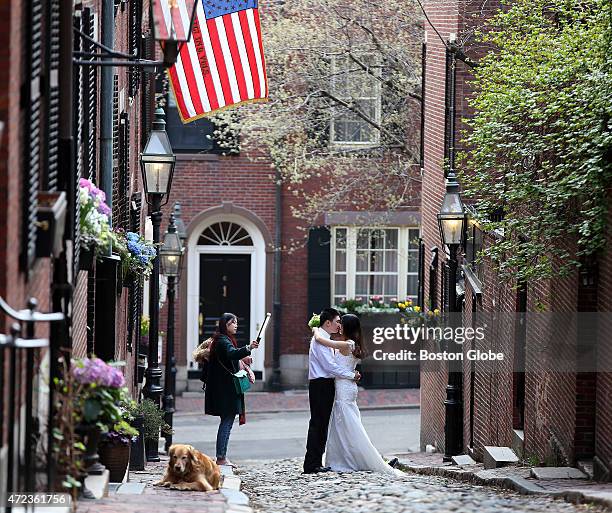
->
<box><xmin>205</xmin><ymin>313</ymin><xmax>259</xmax><ymax>466</ymax></box>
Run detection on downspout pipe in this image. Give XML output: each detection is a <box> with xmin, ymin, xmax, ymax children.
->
<box><xmin>270</xmin><ymin>168</ymin><xmax>282</xmax><ymax>390</ymax></box>
<box><xmin>100</xmin><ymin>0</ymin><xmax>114</xmax><ymax>208</ymax></box>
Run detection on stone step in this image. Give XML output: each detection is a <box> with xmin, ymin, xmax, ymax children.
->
<box><xmin>512</xmin><ymin>429</ymin><xmax>525</xmax><ymax>459</ymax></box>
<box><xmin>483</xmin><ymin>446</ymin><xmax>519</xmax><ymax>469</ymax></box>
<box><xmin>531</xmin><ymin>467</ymin><xmax>588</xmax><ymax>480</ymax></box>
<box><xmin>84</xmin><ymin>468</ymin><xmax>110</xmax><ymax>499</ymax></box>
<box><xmin>451</xmin><ymin>454</ymin><xmax>477</xmax><ymax>466</ymax></box>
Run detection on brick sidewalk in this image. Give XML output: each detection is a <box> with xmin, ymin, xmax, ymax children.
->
<box><xmin>395</xmin><ymin>452</ymin><xmax>612</xmax><ymax>509</ymax></box>
<box><xmin>77</xmin><ymin>458</ymin><xmax>230</xmax><ymax>513</ymax></box>
<box><xmin>175</xmin><ymin>388</ymin><xmax>420</xmax><ymax>416</ymax></box>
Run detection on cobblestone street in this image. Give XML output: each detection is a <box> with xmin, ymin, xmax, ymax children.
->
<box><xmin>238</xmin><ymin>458</ymin><xmax>606</xmax><ymax>513</ymax></box>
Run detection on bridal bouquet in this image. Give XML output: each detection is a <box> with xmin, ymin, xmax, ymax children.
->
<box><xmin>307</xmin><ymin>313</ymin><xmax>320</xmax><ymax>328</ymax></box>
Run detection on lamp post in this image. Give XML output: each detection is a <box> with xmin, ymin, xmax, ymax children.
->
<box><xmin>437</xmin><ymin>169</ymin><xmax>467</xmax><ymax>461</ymax></box>
<box><xmin>140</xmin><ymin>107</ymin><xmax>176</xmax><ymax>462</ymax></box>
<box><xmin>160</xmin><ymin>213</ymin><xmax>184</xmax><ymax>452</ymax></box>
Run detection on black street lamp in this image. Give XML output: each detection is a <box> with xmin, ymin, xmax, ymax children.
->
<box><xmin>160</xmin><ymin>213</ymin><xmax>184</xmax><ymax>452</ymax></box>
<box><xmin>140</xmin><ymin>107</ymin><xmax>176</xmax><ymax>462</ymax></box>
<box><xmin>437</xmin><ymin>169</ymin><xmax>467</xmax><ymax>462</ymax></box>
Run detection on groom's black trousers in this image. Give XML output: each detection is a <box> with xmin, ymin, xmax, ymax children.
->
<box><xmin>304</xmin><ymin>377</ymin><xmax>335</xmax><ymax>472</ymax></box>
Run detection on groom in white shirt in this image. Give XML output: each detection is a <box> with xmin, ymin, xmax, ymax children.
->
<box><xmin>303</xmin><ymin>307</ymin><xmax>360</xmax><ymax>474</ymax></box>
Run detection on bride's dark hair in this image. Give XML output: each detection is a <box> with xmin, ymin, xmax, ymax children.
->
<box><xmin>341</xmin><ymin>314</ymin><xmax>364</xmax><ymax>359</ymax></box>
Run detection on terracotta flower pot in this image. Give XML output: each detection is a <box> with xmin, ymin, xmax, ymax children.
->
<box><xmin>98</xmin><ymin>443</ymin><xmax>131</xmax><ymax>483</ymax></box>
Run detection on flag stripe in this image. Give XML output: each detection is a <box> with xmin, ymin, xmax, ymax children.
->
<box><xmin>154</xmin><ymin>0</ymin><xmax>170</xmax><ymax>40</ymax></box>
<box><xmin>215</xmin><ymin>17</ymin><xmax>241</xmax><ymax>103</ymax></box>
<box><xmin>246</xmin><ymin>9</ymin><xmax>266</xmax><ymax>99</ymax></box>
<box><xmin>223</xmin><ymin>15</ymin><xmax>249</xmax><ymax>101</ymax></box>
<box><xmin>177</xmin><ymin>44</ymin><xmax>204</xmax><ymax>115</ymax></box>
<box><xmin>168</xmin><ymin>1</ymin><xmax>268</xmax><ymax>122</ymax></box>
<box><xmin>171</xmin><ymin>3</ymin><xmax>186</xmax><ymax>40</ymax></box>
<box><xmin>238</xmin><ymin>9</ymin><xmax>261</xmax><ymax>98</ymax></box>
<box><xmin>206</xmin><ymin>18</ymin><xmax>233</xmax><ymax>106</ymax></box>
<box><xmin>253</xmin><ymin>8</ymin><xmax>268</xmax><ymax>97</ymax></box>
<box><xmin>190</xmin><ymin>17</ymin><xmax>218</xmax><ymax>111</ymax></box>
<box><xmin>230</xmin><ymin>12</ymin><xmax>254</xmax><ymax>99</ymax></box>
<box><xmin>168</xmin><ymin>60</ymin><xmax>194</xmax><ymax>119</ymax></box>
<box><xmin>178</xmin><ymin>1</ymin><xmax>210</xmax><ymax>112</ymax></box>
<box><xmin>197</xmin><ymin>2</ymin><xmax>226</xmax><ymax>109</ymax></box>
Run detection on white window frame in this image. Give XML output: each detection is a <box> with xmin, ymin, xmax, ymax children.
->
<box><xmin>331</xmin><ymin>226</ymin><xmax>420</xmax><ymax>304</ymax></box>
<box><xmin>329</xmin><ymin>55</ymin><xmax>382</xmax><ymax>148</ymax></box>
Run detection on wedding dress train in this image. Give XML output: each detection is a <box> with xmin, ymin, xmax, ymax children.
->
<box><xmin>324</xmin><ymin>348</ymin><xmax>400</xmax><ymax>475</ymax></box>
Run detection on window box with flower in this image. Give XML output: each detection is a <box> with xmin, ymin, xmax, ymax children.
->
<box><xmin>79</xmin><ymin>179</ymin><xmax>113</xmax><ymax>270</ymax></box>
<box><xmin>113</xmin><ymin>230</ymin><xmax>157</xmax><ymax>286</ymax></box>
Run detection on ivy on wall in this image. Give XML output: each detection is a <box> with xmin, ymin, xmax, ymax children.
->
<box><xmin>459</xmin><ymin>0</ymin><xmax>612</xmax><ymax>282</ymax></box>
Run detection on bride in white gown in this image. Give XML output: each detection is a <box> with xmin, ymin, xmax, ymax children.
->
<box><xmin>313</xmin><ymin>314</ymin><xmax>400</xmax><ymax>475</ymax></box>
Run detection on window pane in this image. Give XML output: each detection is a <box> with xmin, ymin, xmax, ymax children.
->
<box><xmin>335</xmin><ymin>228</ymin><xmax>347</xmax><ymax>249</ymax></box>
<box><xmin>407</xmin><ymin>275</ymin><xmax>418</xmax><ymax>296</ymax></box>
<box><xmin>356</xmin><ymin>250</ymin><xmax>369</xmax><ymax>271</ymax></box>
<box><xmin>408</xmin><ymin>255</ymin><xmax>418</xmax><ymax>273</ymax></box>
<box><xmin>386</xmin><ymin>229</ymin><xmax>398</xmax><ymax>249</ymax></box>
<box><xmin>408</xmin><ymin>229</ymin><xmax>420</xmax><ymax>249</ymax></box>
<box><xmin>335</xmin><ymin>274</ymin><xmax>346</xmax><ymax>296</ymax></box>
<box><xmin>370</xmin><ymin>229</ymin><xmax>385</xmax><ymax>249</ymax></box>
<box><xmin>357</xmin><ymin>230</ymin><xmax>369</xmax><ymax>249</ymax></box>
<box><xmin>335</xmin><ymin>250</ymin><xmax>346</xmax><ymax>272</ymax></box>
<box><xmin>385</xmin><ymin>250</ymin><xmax>398</xmax><ymax>272</ymax></box>
<box><xmin>371</xmin><ymin>251</ymin><xmax>384</xmax><ymax>272</ymax></box>
<box><xmin>371</xmin><ymin>275</ymin><xmax>384</xmax><ymax>295</ymax></box>
<box><xmin>384</xmin><ymin>275</ymin><xmax>398</xmax><ymax>295</ymax></box>
<box><xmin>355</xmin><ymin>275</ymin><xmax>368</xmax><ymax>295</ymax></box>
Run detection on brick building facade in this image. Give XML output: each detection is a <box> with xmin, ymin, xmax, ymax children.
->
<box><xmin>419</xmin><ymin>0</ymin><xmax>611</xmax><ymax>479</ymax></box>
<box><xmin>161</xmin><ymin>108</ymin><xmax>420</xmax><ymax>390</ymax></box>
<box><xmin>0</xmin><ymin>0</ymin><xmax>152</xmax><ymax>497</ymax></box>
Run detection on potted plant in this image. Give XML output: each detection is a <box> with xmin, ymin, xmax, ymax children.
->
<box><xmin>71</xmin><ymin>357</ymin><xmax>129</xmax><ymax>474</ymax></box>
<box><xmin>128</xmin><ymin>399</ymin><xmax>172</xmax><ymax>461</ymax></box>
<box><xmin>98</xmin><ymin>419</ymin><xmax>138</xmax><ymax>482</ymax></box>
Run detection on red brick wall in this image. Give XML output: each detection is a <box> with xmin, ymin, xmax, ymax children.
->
<box><xmin>419</xmin><ymin>0</ymin><xmax>460</xmax><ymax>453</ymax></box>
<box><xmin>159</xmin><ymin>152</ymin><xmax>276</xmax><ymax>366</ymax></box>
<box><xmin>596</xmin><ymin>195</ymin><xmax>612</xmax><ymax>477</ymax></box>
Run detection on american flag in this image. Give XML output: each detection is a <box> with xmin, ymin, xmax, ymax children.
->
<box><xmin>167</xmin><ymin>0</ymin><xmax>268</xmax><ymax>122</ymax></box>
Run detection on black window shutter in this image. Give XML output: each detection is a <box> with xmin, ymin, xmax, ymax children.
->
<box><xmin>45</xmin><ymin>0</ymin><xmax>61</xmax><ymax>191</ymax></box>
<box><xmin>127</xmin><ymin>194</ymin><xmax>143</xmax><ymax>354</ymax></box>
<box><xmin>140</xmin><ymin>33</ymin><xmax>155</xmax><ymax>148</ymax></box>
<box><xmin>72</xmin><ymin>9</ymin><xmax>84</xmax><ymax>275</ymax></box>
<box><xmin>22</xmin><ymin>0</ymin><xmax>44</xmax><ymax>269</ymax></box>
<box><xmin>128</xmin><ymin>0</ymin><xmax>142</xmax><ymax>98</ymax></box>
<box><xmin>83</xmin><ymin>7</ymin><xmax>97</xmax><ymax>182</ymax></box>
<box><xmin>112</xmin><ymin>75</ymin><xmax>121</xmax><ymax>227</ymax></box>
<box><xmin>307</xmin><ymin>227</ymin><xmax>331</xmax><ymax>316</ymax></box>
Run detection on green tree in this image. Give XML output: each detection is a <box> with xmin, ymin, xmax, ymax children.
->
<box><xmin>460</xmin><ymin>0</ymin><xmax>612</xmax><ymax>282</ymax></box>
<box><xmin>213</xmin><ymin>0</ymin><xmax>423</xmax><ymax>231</ymax></box>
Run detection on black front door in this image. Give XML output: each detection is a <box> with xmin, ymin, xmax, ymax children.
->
<box><xmin>199</xmin><ymin>254</ymin><xmax>251</xmax><ymax>347</ymax></box>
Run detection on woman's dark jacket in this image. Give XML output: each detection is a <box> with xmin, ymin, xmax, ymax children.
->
<box><xmin>204</xmin><ymin>334</ymin><xmax>251</xmax><ymax>417</ymax></box>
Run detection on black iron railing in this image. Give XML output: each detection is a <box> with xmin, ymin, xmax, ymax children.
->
<box><xmin>0</xmin><ymin>296</ymin><xmax>64</xmax><ymax>512</ymax></box>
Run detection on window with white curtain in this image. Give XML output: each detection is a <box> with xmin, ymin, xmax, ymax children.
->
<box><xmin>332</xmin><ymin>226</ymin><xmax>420</xmax><ymax>305</ymax></box>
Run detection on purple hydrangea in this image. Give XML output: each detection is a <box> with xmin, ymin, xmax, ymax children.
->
<box><xmin>71</xmin><ymin>357</ymin><xmax>126</xmax><ymax>388</ymax></box>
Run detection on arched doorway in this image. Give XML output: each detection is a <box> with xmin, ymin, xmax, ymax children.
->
<box><xmin>186</xmin><ymin>212</ymin><xmax>268</xmax><ymax>379</ymax></box>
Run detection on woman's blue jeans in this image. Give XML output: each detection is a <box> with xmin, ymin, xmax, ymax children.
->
<box><xmin>216</xmin><ymin>415</ymin><xmax>236</xmax><ymax>459</ymax></box>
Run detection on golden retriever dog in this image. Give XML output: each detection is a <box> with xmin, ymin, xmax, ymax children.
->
<box><xmin>154</xmin><ymin>444</ymin><xmax>221</xmax><ymax>492</ymax></box>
